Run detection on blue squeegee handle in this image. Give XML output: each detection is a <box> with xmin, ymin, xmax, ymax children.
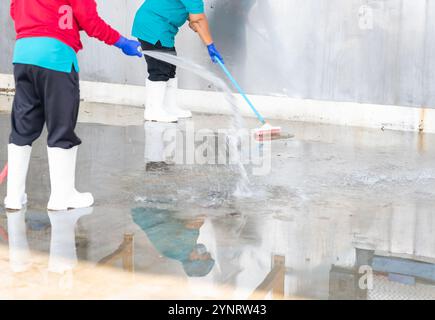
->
<box><xmin>216</xmin><ymin>58</ymin><xmax>266</xmax><ymax>125</ymax></box>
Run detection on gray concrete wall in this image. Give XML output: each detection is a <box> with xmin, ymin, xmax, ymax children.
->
<box><xmin>1</xmin><ymin>0</ymin><xmax>435</xmax><ymax>108</ymax></box>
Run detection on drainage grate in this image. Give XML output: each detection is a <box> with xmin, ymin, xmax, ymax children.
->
<box><xmin>368</xmin><ymin>275</ymin><xmax>435</xmax><ymax>300</ymax></box>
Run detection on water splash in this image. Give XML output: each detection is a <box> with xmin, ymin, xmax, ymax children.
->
<box><xmin>143</xmin><ymin>51</ymin><xmax>252</xmax><ymax>197</ymax></box>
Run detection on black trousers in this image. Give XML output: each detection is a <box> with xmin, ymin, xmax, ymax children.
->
<box><xmin>139</xmin><ymin>40</ymin><xmax>177</xmax><ymax>82</ymax></box>
<box><xmin>10</xmin><ymin>64</ymin><xmax>81</xmax><ymax>149</ymax></box>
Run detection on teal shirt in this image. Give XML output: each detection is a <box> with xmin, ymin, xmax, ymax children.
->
<box><xmin>132</xmin><ymin>0</ymin><xmax>205</xmax><ymax>48</ymax></box>
<box><xmin>132</xmin><ymin>207</ymin><xmax>199</xmax><ymax>262</ymax></box>
<box><xmin>13</xmin><ymin>37</ymin><xmax>79</xmax><ymax>73</ymax></box>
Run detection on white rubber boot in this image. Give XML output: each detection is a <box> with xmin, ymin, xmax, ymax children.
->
<box><xmin>47</xmin><ymin>146</ymin><xmax>94</xmax><ymax>211</ymax></box>
<box><xmin>144</xmin><ymin>80</ymin><xmax>178</xmax><ymax>123</ymax></box>
<box><xmin>144</xmin><ymin>122</ymin><xmax>177</xmax><ymax>171</ymax></box>
<box><xmin>7</xmin><ymin>208</ymin><xmax>32</xmax><ymax>272</ymax></box>
<box><xmin>4</xmin><ymin>144</ymin><xmax>32</xmax><ymax>210</ymax></box>
<box><xmin>48</xmin><ymin>207</ymin><xmax>93</xmax><ymax>274</ymax></box>
<box><xmin>164</xmin><ymin>78</ymin><xmax>192</xmax><ymax>119</ymax></box>
<box><xmin>144</xmin><ymin>121</ymin><xmax>176</xmax><ymax>163</ymax></box>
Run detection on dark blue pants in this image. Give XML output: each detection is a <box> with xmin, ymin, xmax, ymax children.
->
<box><xmin>10</xmin><ymin>64</ymin><xmax>82</xmax><ymax>149</ymax></box>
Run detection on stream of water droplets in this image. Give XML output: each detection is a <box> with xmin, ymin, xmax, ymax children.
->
<box><xmin>143</xmin><ymin>51</ymin><xmax>252</xmax><ymax>197</ymax></box>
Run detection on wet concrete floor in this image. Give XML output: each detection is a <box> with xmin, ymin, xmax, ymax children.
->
<box><xmin>0</xmin><ymin>100</ymin><xmax>435</xmax><ymax>299</ymax></box>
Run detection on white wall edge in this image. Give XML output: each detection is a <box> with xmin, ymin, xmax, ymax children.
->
<box><xmin>1</xmin><ymin>72</ymin><xmax>434</xmax><ymax>133</ymax></box>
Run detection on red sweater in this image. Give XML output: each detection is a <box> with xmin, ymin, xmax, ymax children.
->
<box><xmin>10</xmin><ymin>0</ymin><xmax>121</xmax><ymax>52</ymax></box>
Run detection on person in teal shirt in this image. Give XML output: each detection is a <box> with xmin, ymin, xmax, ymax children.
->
<box><xmin>132</xmin><ymin>0</ymin><xmax>224</xmax><ymax>123</ymax></box>
<box><xmin>132</xmin><ymin>208</ymin><xmax>215</xmax><ymax>277</ymax></box>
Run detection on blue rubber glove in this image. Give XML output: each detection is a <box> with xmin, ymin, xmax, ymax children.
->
<box><xmin>115</xmin><ymin>36</ymin><xmax>142</xmax><ymax>58</ymax></box>
<box><xmin>207</xmin><ymin>43</ymin><xmax>224</xmax><ymax>64</ymax></box>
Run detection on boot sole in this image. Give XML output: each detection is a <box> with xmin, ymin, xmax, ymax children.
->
<box><xmin>144</xmin><ymin>119</ymin><xmax>178</xmax><ymax>123</ymax></box>
<box><xmin>5</xmin><ymin>208</ymin><xmax>23</xmax><ymax>213</ymax></box>
<box><xmin>47</xmin><ymin>200</ymin><xmax>94</xmax><ymax>211</ymax></box>
<box><xmin>47</xmin><ymin>205</ymin><xmax>94</xmax><ymax>211</ymax></box>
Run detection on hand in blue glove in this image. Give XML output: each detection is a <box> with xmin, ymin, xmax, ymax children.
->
<box><xmin>207</xmin><ymin>43</ymin><xmax>224</xmax><ymax>64</ymax></box>
<box><xmin>115</xmin><ymin>36</ymin><xmax>142</xmax><ymax>58</ymax></box>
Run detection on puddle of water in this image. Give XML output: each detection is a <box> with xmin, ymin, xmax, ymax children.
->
<box><xmin>2</xmin><ymin>103</ymin><xmax>435</xmax><ymax>299</ymax></box>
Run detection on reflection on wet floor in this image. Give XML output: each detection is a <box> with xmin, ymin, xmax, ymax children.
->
<box><xmin>1</xmin><ymin>107</ymin><xmax>435</xmax><ymax>299</ymax></box>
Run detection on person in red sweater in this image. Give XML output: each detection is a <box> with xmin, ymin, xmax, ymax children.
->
<box><xmin>5</xmin><ymin>0</ymin><xmax>142</xmax><ymax>212</ymax></box>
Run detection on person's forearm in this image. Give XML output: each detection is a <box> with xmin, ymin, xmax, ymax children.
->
<box><xmin>69</xmin><ymin>0</ymin><xmax>120</xmax><ymax>45</ymax></box>
<box><xmin>195</xmin><ymin>19</ymin><xmax>213</xmax><ymax>45</ymax></box>
<box><xmin>189</xmin><ymin>14</ymin><xmax>213</xmax><ymax>46</ymax></box>
<box><xmin>189</xmin><ymin>13</ymin><xmax>223</xmax><ymax>64</ymax></box>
